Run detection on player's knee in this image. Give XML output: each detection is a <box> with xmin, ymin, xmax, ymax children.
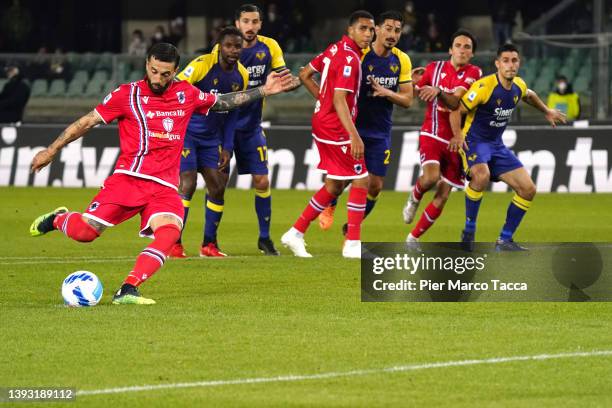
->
<box><xmin>420</xmin><ymin>173</ymin><xmax>439</xmax><ymax>190</ymax></box>
<box><xmin>519</xmin><ymin>182</ymin><xmax>537</xmax><ymax>201</ymax></box>
<box><xmin>471</xmin><ymin>169</ymin><xmax>490</xmax><ymax>188</ymax></box>
<box><xmin>207</xmin><ymin>185</ymin><xmax>225</xmax><ymax>201</ymax></box>
<box><xmin>179</xmin><ymin>173</ymin><xmax>197</xmax><ymax>197</ymax></box>
<box><xmin>325</xmin><ymin>182</ymin><xmax>344</xmax><ymax>196</ymax></box>
<box><xmin>253</xmin><ymin>175</ymin><xmax>269</xmax><ymax>191</ymax></box>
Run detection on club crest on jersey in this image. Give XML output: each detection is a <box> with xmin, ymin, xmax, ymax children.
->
<box><xmin>88</xmin><ymin>201</ymin><xmax>100</xmax><ymax>212</ymax></box>
<box><xmin>390</xmin><ymin>64</ymin><xmax>399</xmax><ymax>73</ymax></box>
<box><xmin>213</xmin><ymin>78</ymin><xmax>219</xmax><ymax>85</ymax></box>
<box><xmin>232</xmin><ymin>83</ymin><xmax>241</xmax><ymax>91</ymax></box>
<box><xmin>514</xmin><ymin>95</ymin><xmax>519</xmax><ymax>104</ymax></box>
<box><xmin>182</xmin><ymin>149</ymin><xmax>191</xmax><ymax>158</ymax></box>
<box><xmin>330</xmin><ymin>44</ymin><xmax>338</xmax><ymax>55</ymax></box>
<box><xmin>468</xmin><ymin>153</ymin><xmax>478</xmax><ymax>161</ymax></box>
<box><xmin>103</xmin><ymin>93</ymin><xmax>112</xmax><ymax>105</ymax></box>
<box><xmin>496</xmin><ymin>98</ymin><xmax>502</xmax><ymax>106</ymax></box>
<box><xmin>176</xmin><ymin>91</ymin><xmax>186</xmax><ymax>104</ymax></box>
<box><xmin>457</xmin><ymin>71</ymin><xmax>465</xmax><ymax>79</ymax></box>
<box><xmin>368</xmin><ymin>64</ymin><xmax>374</xmax><ymax>72</ymax></box>
<box><xmin>354</xmin><ymin>164</ymin><xmax>363</xmax><ymax>174</ymax></box>
<box><xmin>162</xmin><ymin>118</ymin><xmax>174</xmax><ymax>132</ymax></box>
<box><xmin>256</xmin><ymin>51</ymin><xmax>266</xmax><ymax>60</ymax></box>
<box><xmin>343</xmin><ymin>65</ymin><xmax>352</xmax><ymax>77</ymax></box>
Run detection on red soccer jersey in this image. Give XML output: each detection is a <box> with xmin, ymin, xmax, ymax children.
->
<box><xmin>94</xmin><ymin>79</ymin><xmax>217</xmax><ymax>189</ymax></box>
<box><xmin>417</xmin><ymin>61</ymin><xmax>482</xmax><ymax>142</ymax></box>
<box><xmin>309</xmin><ymin>35</ymin><xmax>362</xmax><ymax>144</ymax></box>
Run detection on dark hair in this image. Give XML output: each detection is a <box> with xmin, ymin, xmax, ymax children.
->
<box><xmin>376</xmin><ymin>10</ymin><xmax>403</xmax><ymax>26</ymax></box>
<box><xmin>147</xmin><ymin>43</ymin><xmax>180</xmax><ymax>68</ymax></box>
<box><xmin>349</xmin><ymin>10</ymin><xmax>374</xmax><ymax>26</ymax></box>
<box><xmin>496</xmin><ymin>43</ymin><xmax>520</xmax><ymax>58</ymax></box>
<box><xmin>235</xmin><ymin>4</ymin><xmax>262</xmax><ymax>21</ymax></box>
<box><xmin>450</xmin><ymin>29</ymin><xmax>477</xmax><ymax>53</ymax></box>
<box><xmin>218</xmin><ymin>26</ymin><xmax>244</xmax><ymax>43</ymax></box>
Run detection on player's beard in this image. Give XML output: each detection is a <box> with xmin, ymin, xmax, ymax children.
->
<box><xmin>146</xmin><ymin>78</ymin><xmax>170</xmax><ymax>95</ymax></box>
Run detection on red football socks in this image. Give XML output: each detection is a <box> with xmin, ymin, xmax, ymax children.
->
<box><xmin>412</xmin><ymin>180</ymin><xmax>424</xmax><ymax>202</ymax></box>
<box><xmin>346</xmin><ymin>187</ymin><xmax>367</xmax><ymax>240</ymax></box>
<box><xmin>411</xmin><ymin>202</ymin><xmax>443</xmax><ymax>238</ymax></box>
<box><xmin>53</xmin><ymin>212</ymin><xmax>100</xmax><ymax>242</ymax></box>
<box><xmin>124</xmin><ymin>224</ymin><xmax>181</xmax><ymax>287</ymax></box>
<box><xmin>294</xmin><ymin>186</ymin><xmax>337</xmax><ymax>233</ymax></box>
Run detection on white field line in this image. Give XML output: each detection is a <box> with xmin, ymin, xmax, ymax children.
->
<box><xmin>77</xmin><ymin>349</ymin><xmax>612</xmax><ymax>397</ymax></box>
<box><xmin>0</xmin><ymin>256</ymin><xmax>249</xmax><ymax>265</ymax></box>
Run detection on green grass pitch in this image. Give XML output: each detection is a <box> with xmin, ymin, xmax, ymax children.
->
<box><xmin>1</xmin><ymin>187</ymin><xmax>612</xmax><ymax>407</ymax></box>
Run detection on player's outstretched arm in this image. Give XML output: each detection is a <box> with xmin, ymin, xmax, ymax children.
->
<box><xmin>211</xmin><ymin>69</ymin><xmax>298</xmax><ymax>112</ymax></box>
<box><xmin>368</xmin><ymin>75</ymin><xmax>414</xmax><ymax>108</ymax></box>
<box><xmin>30</xmin><ymin>110</ymin><xmax>103</xmax><ymax>173</ymax></box>
<box><xmin>523</xmin><ymin>89</ymin><xmax>567</xmax><ymax>127</ymax></box>
<box><xmin>299</xmin><ymin>65</ymin><xmax>320</xmax><ymax>99</ymax></box>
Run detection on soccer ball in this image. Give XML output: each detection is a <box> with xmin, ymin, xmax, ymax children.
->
<box><xmin>61</xmin><ymin>271</ymin><xmax>103</xmax><ymax>307</ymax></box>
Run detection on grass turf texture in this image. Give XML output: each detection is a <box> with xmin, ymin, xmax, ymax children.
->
<box><xmin>1</xmin><ymin>187</ymin><xmax>612</xmax><ymax>407</ymax></box>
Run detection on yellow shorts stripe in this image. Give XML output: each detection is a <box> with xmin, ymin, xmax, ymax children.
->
<box><xmin>206</xmin><ymin>200</ymin><xmax>224</xmax><ymax>213</ymax></box>
<box><xmin>465</xmin><ymin>185</ymin><xmax>483</xmax><ymax>201</ymax></box>
<box><xmin>181</xmin><ymin>199</ymin><xmax>191</xmax><ymax>208</ymax></box>
<box><xmin>255</xmin><ymin>188</ymin><xmax>271</xmax><ymax>198</ymax></box>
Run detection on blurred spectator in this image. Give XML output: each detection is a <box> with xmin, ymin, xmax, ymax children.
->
<box><xmin>150</xmin><ymin>25</ymin><xmax>169</xmax><ymax>46</ymax></box>
<box><xmin>128</xmin><ymin>29</ymin><xmax>148</xmax><ymax>56</ymax></box>
<box><xmin>0</xmin><ymin>65</ymin><xmax>31</xmax><ymax>124</ymax></box>
<box><xmin>423</xmin><ymin>15</ymin><xmax>445</xmax><ymax>52</ymax></box>
<box><xmin>167</xmin><ymin>17</ymin><xmax>185</xmax><ymax>47</ymax></box>
<box><xmin>489</xmin><ymin>0</ymin><xmax>516</xmax><ymax>46</ymax></box>
<box><xmin>264</xmin><ymin>3</ymin><xmax>286</xmax><ymax>45</ymax></box>
<box><xmin>402</xmin><ymin>1</ymin><xmax>417</xmax><ymax>29</ymax></box>
<box><xmin>547</xmin><ymin>76</ymin><xmax>580</xmax><ymax>121</ymax></box>
<box><xmin>49</xmin><ymin>48</ymin><xmax>71</xmax><ymax>80</ymax></box>
<box><xmin>27</xmin><ymin>46</ymin><xmax>50</xmax><ymax>80</ymax></box>
<box><xmin>397</xmin><ymin>23</ymin><xmax>424</xmax><ymax>52</ymax></box>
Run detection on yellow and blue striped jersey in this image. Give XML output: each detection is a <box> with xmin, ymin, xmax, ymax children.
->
<box><xmin>461</xmin><ymin>73</ymin><xmax>528</xmax><ymax>143</ymax></box>
<box><xmin>177</xmin><ymin>49</ymin><xmax>248</xmax><ymax>145</ymax></box>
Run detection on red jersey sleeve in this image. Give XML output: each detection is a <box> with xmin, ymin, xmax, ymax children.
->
<box><xmin>456</xmin><ymin>65</ymin><xmax>483</xmax><ymax>91</ymax></box>
<box><xmin>192</xmin><ymin>87</ymin><xmax>218</xmax><ymax>116</ymax></box>
<box><xmin>309</xmin><ymin>52</ymin><xmax>325</xmax><ymax>73</ymax></box>
<box><xmin>94</xmin><ymin>86</ymin><xmax>127</xmax><ymax>124</ymax></box>
<box><xmin>332</xmin><ymin>54</ymin><xmax>360</xmax><ymax>93</ymax></box>
<box><xmin>417</xmin><ymin>62</ymin><xmax>435</xmax><ymax>89</ymax></box>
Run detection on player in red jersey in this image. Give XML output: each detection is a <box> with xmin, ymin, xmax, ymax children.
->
<box><xmin>402</xmin><ymin>30</ymin><xmax>482</xmax><ymax>246</ymax></box>
<box><xmin>29</xmin><ymin>43</ymin><xmax>297</xmax><ymax>305</ymax></box>
<box><xmin>281</xmin><ymin>10</ymin><xmax>375</xmax><ymax>258</ymax></box>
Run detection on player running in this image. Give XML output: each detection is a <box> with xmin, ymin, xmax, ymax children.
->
<box><xmin>281</xmin><ymin>10</ymin><xmax>375</xmax><ymax>258</ymax></box>
<box><xmin>229</xmin><ymin>4</ymin><xmax>287</xmax><ymax>255</ymax></box>
<box><xmin>451</xmin><ymin>43</ymin><xmax>566</xmax><ymax>251</ymax></box>
<box><xmin>402</xmin><ymin>30</ymin><xmax>482</xmax><ymax>246</ymax></box>
<box><xmin>29</xmin><ymin>43</ymin><xmax>297</xmax><ymax>304</ymax></box>
<box><xmin>170</xmin><ymin>27</ymin><xmax>249</xmax><ymax>258</ymax></box>
<box><xmin>317</xmin><ymin>10</ymin><xmax>417</xmax><ymax>233</ymax></box>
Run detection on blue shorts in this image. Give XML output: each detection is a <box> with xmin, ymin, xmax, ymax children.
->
<box><xmin>234</xmin><ymin>128</ymin><xmax>268</xmax><ymax>175</ymax></box>
<box><xmin>180</xmin><ymin>133</ymin><xmax>221</xmax><ymax>172</ymax></box>
<box><xmin>464</xmin><ymin>138</ymin><xmax>523</xmax><ymax>181</ymax></box>
<box><xmin>363</xmin><ymin>137</ymin><xmax>391</xmax><ymax>177</ymax></box>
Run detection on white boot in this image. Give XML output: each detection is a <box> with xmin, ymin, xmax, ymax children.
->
<box><xmin>342</xmin><ymin>240</ymin><xmax>361</xmax><ymax>259</ymax></box>
<box><xmin>281</xmin><ymin>228</ymin><xmax>312</xmax><ymax>258</ymax></box>
<box><xmin>402</xmin><ymin>194</ymin><xmax>421</xmax><ymax>224</ymax></box>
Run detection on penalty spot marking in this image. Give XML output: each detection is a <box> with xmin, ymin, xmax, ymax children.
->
<box><xmin>77</xmin><ymin>349</ymin><xmax>612</xmax><ymax>396</ymax></box>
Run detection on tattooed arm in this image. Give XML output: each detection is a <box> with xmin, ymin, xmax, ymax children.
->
<box><xmin>211</xmin><ymin>68</ymin><xmax>299</xmax><ymax>112</ymax></box>
<box><xmin>211</xmin><ymin>87</ymin><xmax>267</xmax><ymax>112</ymax></box>
<box><xmin>30</xmin><ymin>110</ymin><xmax>103</xmax><ymax>173</ymax></box>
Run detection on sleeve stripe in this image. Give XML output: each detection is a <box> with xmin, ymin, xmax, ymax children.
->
<box><xmin>309</xmin><ymin>62</ymin><xmax>319</xmax><ymax>73</ymax></box>
<box><xmin>334</xmin><ymin>87</ymin><xmax>354</xmax><ymax>93</ymax></box>
<box><xmin>399</xmin><ymin>80</ymin><xmax>412</xmax><ymax>84</ymax></box>
<box><xmin>460</xmin><ymin>99</ymin><xmax>471</xmax><ymax>110</ymax></box>
<box><xmin>93</xmin><ymin>108</ymin><xmax>108</xmax><ymax>124</ymax></box>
